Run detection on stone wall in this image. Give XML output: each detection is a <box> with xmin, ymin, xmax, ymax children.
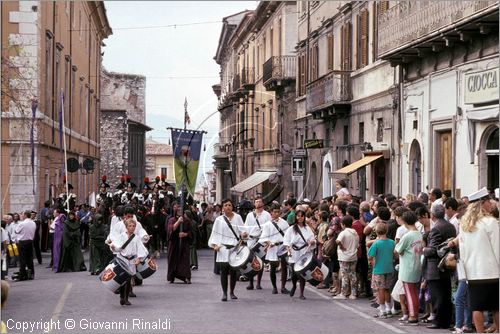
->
<box><xmin>99</xmin><ymin>111</ymin><xmax>128</xmax><ymax>189</ymax></box>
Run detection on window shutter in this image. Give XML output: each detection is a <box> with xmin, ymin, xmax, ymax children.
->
<box><xmin>347</xmin><ymin>22</ymin><xmax>352</xmax><ymax>70</ymax></box>
<box><xmin>373</xmin><ymin>2</ymin><xmax>378</xmax><ymax>62</ymax></box>
<box><xmin>327</xmin><ymin>34</ymin><xmax>334</xmax><ymax>71</ymax></box>
<box><xmin>356</xmin><ymin>14</ymin><xmax>361</xmax><ymax>69</ymax></box>
<box><xmin>361</xmin><ymin>9</ymin><xmax>369</xmax><ymax>67</ymax></box>
<box><xmin>380</xmin><ymin>1</ymin><xmax>389</xmax><ymax>14</ymax></box>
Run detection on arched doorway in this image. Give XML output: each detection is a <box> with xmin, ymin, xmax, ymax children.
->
<box><xmin>323</xmin><ymin>160</ymin><xmax>332</xmax><ymax>198</ymax></box>
<box><xmin>481</xmin><ymin>127</ymin><xmax>499</xmax><ymax>189</ymax></box>
<box><xmin>409</xmin><ymin>140</ymin><xmax>422</xmax><ymax>196</ymax></box>
<box><xmin>310</xmin><ymin>162</ymin><xmax>318</xmax><ymax>199</ymax></box>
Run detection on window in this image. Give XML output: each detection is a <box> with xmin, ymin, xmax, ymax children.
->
<box><xmin>341</xmin><ymin>22</ymin><xmax>352</xmax><ymax>71</ymax></box>
<box><xmin>298</xmin><ymin>51</ymin><xmax>307</xmax><ymax>96</ymax></box>
<box><xmin>372</xmin><ymin>2</ymin><xmax>378</xmax><ymax>62</ymax></box>
<box><xmin>356</xmin><ymin>9</ymin><xmax>369</xmax><ymax>69</ymax></box>
<box><xmin>327</xmin><ymin>34</ymin><xmax>334</xmax><ymax>71</ymax></box>
<box><xmin>343</xmin><ymin>125</ymin><xmax>349</xmax><ymax>145</ymax></box>
<box><xmin>270</xmin><ymin>27</ymin><xmax>274</xmax><ymax>58</ymax></box>
<box><xmin>161</xmin><ymin>167</ymin><xmax>167</xmax><ymax>178</ymax></box>
<box><xmin>359</xmin><ymin>122</ymin><xmax>364</xmax><ymax>143</ymax></box>
<box><xmin>377</xmin><ymin>118</ymin><xmax>383</xmax><ymax>142</ymax></box>
<box><xmin>310</xmin><ymin>43</ymin><xmax>319</xmax><ymax>81</ymax></box>
<box><xmin>278</xmin><ymin>18</ymin><xmax>282</xmax><ymax>57</ymax></box>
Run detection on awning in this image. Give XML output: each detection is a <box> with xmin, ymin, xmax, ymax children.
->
<box><xmin>230</xmin><ymin>170</ymin><xmax>276</xmax><ymax>194</ymax></box>
<box><xmin>332</xmin><ymin>154</ymin><xmax>383</xmax><ymax>176</ymax></box>
<box><xmin>467</xmin><ymin>105</ymin><xmax>499</xmax><ymax>121</ymax></box>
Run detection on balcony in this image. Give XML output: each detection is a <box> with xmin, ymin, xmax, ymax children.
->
<box><xmin>378</xmin><ymin>1</ymin><xmax>498</xmax><ymax>63</ymax></box>
<box><xmin>231</xmin><ymin>74</ymin><xmax>243</xmax><ymax>100</ymax></box>
<box><xmin>213</xmin><ymin>143</ymin><xmax>229</xmax><ymax>160</ymax></box>
<box><xmin>306</xmin><ymin>70</ymin><xmax>352</xmax><ymax>118</ymax></box>
<box><xmin>263</xmin><ymin>56</ymin><xmax>296</xmax><ymax>91</ymax></box>
<box><xmin>241</xmin><ymin>67</ymin><xmax>255</xmax><ymax>90</ymax></box>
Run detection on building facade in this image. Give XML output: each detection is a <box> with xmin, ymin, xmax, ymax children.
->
<box><xmin>1</xmin><ymin>1</ymin><xmax>111</xmax><ymax>213</ymax></box>
<box><xmin>99</xmin><ymin>70</ymin><xmax>151</xmax><ymax>189</ymax></box>
<box><xmin>378</xmin><ymin>1</ymin><xmax>499</xmax><ymax>197</ymax></box>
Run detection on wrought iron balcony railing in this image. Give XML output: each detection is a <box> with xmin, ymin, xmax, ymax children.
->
<box><xmin>263</xmin><ymin>56</ymin><xmax>296</xmax><ymax>90</ymax></box>
<box><xmin>306</xmin><ymin>70</ymin><xmax>352</xmax><ymax>113</ymax></box>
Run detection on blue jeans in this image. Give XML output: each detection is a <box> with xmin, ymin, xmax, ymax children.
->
<box><xmin>455</xmin><ymin>280</ymin><xmax>472</xmax><ymax>328</ymax></box>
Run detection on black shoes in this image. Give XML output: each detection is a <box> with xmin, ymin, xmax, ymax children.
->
<box><xmin>281</xmin><ymin>288</ymin><xmax>290</xmax><ymax>294</ymax></box>
<box><xmin>290</xmin><ymin>286</ymin><xmax>296</xmax><ymax>297</ymax></box>
<box><xmin>230</xmin><ymin>293</ymin><xmax>238</xmax><ymax>300</ymax></box>
<box><xmin>221</xmin><ymin>294</ymin><xmax>227</xmax><ymax>302</ymax></box>
<box><xmin>272</xmin><ymin>288</ymin><xmax>278</xmax><ymax>294</ymax></box>
<box><xmin>129</xmin><ymin>292</ymin><xmax>136</xmax><ymax>298</ymax></box>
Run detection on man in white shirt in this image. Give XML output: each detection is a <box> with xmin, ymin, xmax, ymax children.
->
<box><xmin>15</xmin><ymin>210</ymin><xmax>37</xmax><ymax>280</ymax></box>
<box><xmin>244</xmin><ymin>196</ymin><xmax>271</xmax><ymax>290</ymax></box>
<box><xmin>444</xmin><ymin>197</ymin><xmax>460</xmax><ymax>235</ymax></box>
<box><xmin>208</xmin><ymin>199</ymin><xmax>247</xmax><ymax>302</ymax></box>
<box><xmin>429</xmin><ymin>188</ymin><xmax>443</xmax><ymax>211</ymax></box>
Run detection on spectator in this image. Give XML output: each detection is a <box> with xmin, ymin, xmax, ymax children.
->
<box><xmin>334</xmin><ymin>216</ymin><xmax>359</xmax><ymax>300</ymax></box>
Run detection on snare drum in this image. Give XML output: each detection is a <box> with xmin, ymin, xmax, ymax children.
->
<box><xmin>293</xmin><ymin>252</ymin><xmax>329</xmax><ymax>286</ymax></box>
<box><xmin>136</xmin><ymin>256</ymin><xmax>157</xmax><ymax>280</ymax></box>
<box><xmin>228</xmin><ymin>245</ymin><xmax>263</xmax><ymax>278</ymax></box>
<box><xmin>100</xmin><ymin>257</ymin><xmax>131</xmax><ymax>292</ymax></box>
<box><xmin>251</xmin><ymin>242</ymin><xmax>267</xmax><ymax>260</ymax></box>
<box><xmin>276</xmin><ymin>244</ymin><xmax>288</xmax><ymax>259</ymax></box>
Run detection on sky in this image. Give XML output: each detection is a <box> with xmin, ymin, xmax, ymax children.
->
<box><xmin>102</xmin><ymin>1</ymin><xmax>258</xmax><ymax>184</ymax></box>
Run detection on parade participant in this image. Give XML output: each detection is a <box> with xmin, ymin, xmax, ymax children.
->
<box><xmin>58</xmin><ymin>211</ymin><xmax>87</xmax><ymax>272</ymax></box>
<box><xmin>259</xmin><ymin>203</ymin><xmax>290</xmax><ymax>294</ymax></box>
<box><xmin>96</xmin><ymin>176</ymin><xmax>113</xmax><ymax>212</ymax></box>
<box><xmin>31</xmin><ymin>211</ymin><xmax>42</xmax><ymax>265</ymax></box>
<box><xmin>167</xmin><ymin>206</ymin><xmax>192</xmax><ymax>284</ymax></box>
<box><xmin>40</xmin><ymin>201</ymin><xmax>51</xmax><ymax>252</ymax></box>
<box><xmin>14</xmin><ymin>210</ymin><xmax>36</xmax><ymax>280</ymax></box>
<box><xmin>89</xmin><ymin>213</ymin><xmax>107</xmax><ymax>275</ymax></box>
<box><xmin>52</xmin><ymin>208</ymin><xmax>65</xmax><ymax>272</ymax></box>
<box><xmin>245</xmin><ymin>196</ymin><xmax>271</xmax><ymax>290</ymax></box>
<box><xmin>121</xmin><ymin>182</ymin><xmax>137</xmax><ymax>205</ymax></box>
<box><xmin>208</xmin><ymin>199</ymin><xmax>247</xmax><ymax>302</ymax></box>
<box><xmin>77</xmin><ymin>204</ymin><xmax>91</xmax><ymax>250</ymax></box>
<box><xmin>58</xmin><ymin>182</ymin><xmax>77</xmax><ymax>211</ymax></box>
<box><xmin>283</xmin><ymin>209</ymin><xmax>316</xmax><ymax>300</ymax></box>
<box><xmin>109</xmin><ymin>218</ymin><xmax>148</xmax><ymax>306</ymax></box>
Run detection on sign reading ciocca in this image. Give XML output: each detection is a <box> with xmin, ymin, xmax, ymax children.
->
<box><xmin>464</xmin><ymin>68</ymin><xmax>499</xmax><ymax>104</ymax></box>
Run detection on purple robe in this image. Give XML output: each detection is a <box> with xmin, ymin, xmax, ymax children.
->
<box><xmin>167</xmin><ymin>215</ymin><xmax>192</xmax><ymax>282</ymax></box>
<box><xmin>52</xmin><ymin>214</ymin><xmax>65</xmax><ymax>272</ymax></box>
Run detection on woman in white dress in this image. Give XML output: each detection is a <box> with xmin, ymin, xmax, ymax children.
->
<box><xmin>283</xmin><ymin>210</ymin><xmax>316</xmax><ymax>300</ymax></box>
<box><xmin>259</xmin><ymin>203</ymin><xmax>290</xmax><ymax>294</ymax></box>
<box><xmin>110</xmin><ymin>218</ymin><xmax>148</xmax><ymax>306</ymax></box>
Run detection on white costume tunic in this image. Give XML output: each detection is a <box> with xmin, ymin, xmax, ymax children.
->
<box><xmin>245</xmin><ymin>210</ymin><xmax>272</xmax><ymax>248</ymax></box>
<box><xmin>259</xmin><ymin>217</ymin><xmax>289</xmax><ymax>262</ymax></box>
<box><xmin>283</xmin><ymin>225</ymin><xmax>315</xmax><ymax>264</ymax></box>
<box><xmin>208</xmin><ymin>213</ymin><xmax>245</xmax><ymax>263</ymax></box>
<box><xmin>106</xmin><ymin>217</ymin><xmax>149</xmax><ymax>251</ymax></box>
<box><xmin>112</xmin><ymin>231</ymin><xmax>149</xmax><ymax>275</ymax></box>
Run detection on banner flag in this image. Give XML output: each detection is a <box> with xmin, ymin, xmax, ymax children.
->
<box><xmin>171</xmin><ymin>129</ymin><xmax>203</xmax><ymax>196</ymax></box>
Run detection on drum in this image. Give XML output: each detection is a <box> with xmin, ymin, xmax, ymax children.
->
<box><xmin>100</xmin><ymin>257</ymin><xmax>131</xmax><ymax>292</ymax></box>
<box><xmin>228</xmin><ymin>245</ymin><xmax>263</xmax><ymax>278</ymax></box>
<box><xmin>293</xmin><ymin>252</ymin><xmax>329</xmax><ymax>286</ymax></box>
<box><xmin>276</xmin><ymin>244</ymin><xmax>288</xmax><ymax>258</ymax></box>
<box><xmin>251</xmin><ymin>242</ymin><xmax>267</xmax><ymax>260</ymax></box>
<box><xmin>136</xmin><ymin>257</ymin><xmax>157</xmax><ymax>280</ymax></box>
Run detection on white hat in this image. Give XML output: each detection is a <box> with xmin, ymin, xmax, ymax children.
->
<box><xmin>495</xmin><ymin>188</ymin><xmax>499</xmax><ymax>200</ymax></box>
<box><xmin>467</xmin><ymin>187</ymin><xmax>490</xmax><ymax>203</ymax></box>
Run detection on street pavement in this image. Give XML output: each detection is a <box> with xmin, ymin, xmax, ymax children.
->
<box><xmin>2</xmin><ymin>249</ymin><xmax>448</xmax><ymax>333</ymax></box>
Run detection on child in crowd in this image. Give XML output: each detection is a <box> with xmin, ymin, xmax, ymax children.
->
<box><xmin>368</xmin><ymin>223</ymin><xmax>395</xmax><ymax>318</ymax></box>
<box><xmin>334</xmin><ymin>216</ymin><xmax>359</xmax><ymax>300</ymax></box>
<box><xmin>395</xmin><ymin>211</ymin><xmax>423</xmax><ymax>326</ymax></box>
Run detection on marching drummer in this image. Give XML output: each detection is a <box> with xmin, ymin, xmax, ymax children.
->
<box><xmin>208</xmin><ymin>199</ymin><xmax>247</xmax><ymax>302</ymax></box>
<box><xmin>259</xmin><ymin>203</ymin><xmax>290</xmax><ymax>295</ymax></box>
<box><xmin>244</xmin><ymin>196</ymin><xmax>271</xmax><ymax>291</ymax></box>
<box><xmin>283</xmin><ymin>209</ymin><xmax>316</xmax><ymax>300</ymax></box>
<box><xmin>110</xmin><ymin>218</ymin><xmax>148</xmax><ymax>306</ymax></box>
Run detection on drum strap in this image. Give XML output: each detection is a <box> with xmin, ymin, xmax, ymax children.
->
<box><xmin>293</xmin><ymin>227</ymin><xmax>308</xmax><ymax>250</ymax></box>
<box><xmin>272</xmin><ymin>220</ymin><xmax>284</xmax><ymax>237</ymax></box>
<box><xmin>252</xmin><ymin>212</ymin><xmax>261</xmax><ymax>229</ymax></box>
<box><xmin>223</xmin><ymin>216</ymin><xmax>240</xmax><ymax>241</ymax></box>
<box><xmin>120</xmin><ymin>234</ymin><xmax>136</xmax><ymax>250</ymax></box>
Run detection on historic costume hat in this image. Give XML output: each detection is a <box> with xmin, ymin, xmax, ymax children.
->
<box><xmin>467</xmin><ymin>187</ymin><xmax>491</xmax><ymax>203</ymax></box>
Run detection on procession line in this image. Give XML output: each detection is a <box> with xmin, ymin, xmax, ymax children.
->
<box><xmin>305</xmin><ymin>286</ymin><xmax>406</xmax><ymax>334</ymax></box>
<box><xmin>50</xmin><ymin>282</ymin><xmax>73</xmax><ymax>323</ymax></box>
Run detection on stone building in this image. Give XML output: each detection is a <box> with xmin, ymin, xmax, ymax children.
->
<box><xmin>99</xmin><ymin>70</ymin><xmax>151</xmax><ymax>189</ymax></box>
<box><xmin>379</xmin><ymin>1</ymin><xmax>499</xmax><ymax>197</ymax></box>
<box><xmin>1</xmin><ymin>1</ymin><xmax>111</xmax><ymax>213</ymax></box>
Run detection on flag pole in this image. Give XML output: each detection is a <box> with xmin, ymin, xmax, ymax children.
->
<box><xmin>61</xmin><ymin>90</ymin><xmax>70</xmax><ymax>213</ymax></box>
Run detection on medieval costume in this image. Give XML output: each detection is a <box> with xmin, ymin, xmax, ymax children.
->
<box><xmin>58</xmin><ymin>212</ymin><xmax>86</xmax><ymax>272</ymax></box>
<box><xmin>89</xmin><ymin>214</ymin><xmax>107</xmax><ymax>275</ymax></box>
<box><xmin>52</xmin><ymin>212</ymin><xmax>65</xmax><ymax>272</ymax></box>
<box><xmin>167</xmin><ymin>210</ymin><xmax>192</xmax><ymax>283</ymax></box>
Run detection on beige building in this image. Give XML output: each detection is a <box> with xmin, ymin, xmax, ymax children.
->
<box><xmin>213</xmin><ymin>2</ymin><xmax>297</xmax><ymax>205</ymax></box>
<box><xmin>1</xmin><ymin>1</ymin><xmax>111</xmax><ymax>213</ymax></box>
<box><xmin>145</xmin><ymin>138</ymin><xmax>175</xmax><ymax>187</ymax></box>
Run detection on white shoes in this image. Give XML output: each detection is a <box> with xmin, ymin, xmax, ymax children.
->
<box><xmin>333</xmin><ymin>294</ymin><xmax>347</xmax><ymax>300</ymax></box>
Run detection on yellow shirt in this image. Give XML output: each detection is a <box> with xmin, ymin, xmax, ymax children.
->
<box><xmin>1</xmin><ymin>320</ymin><xmax>7</xmax><ymax>333</ymax></box>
